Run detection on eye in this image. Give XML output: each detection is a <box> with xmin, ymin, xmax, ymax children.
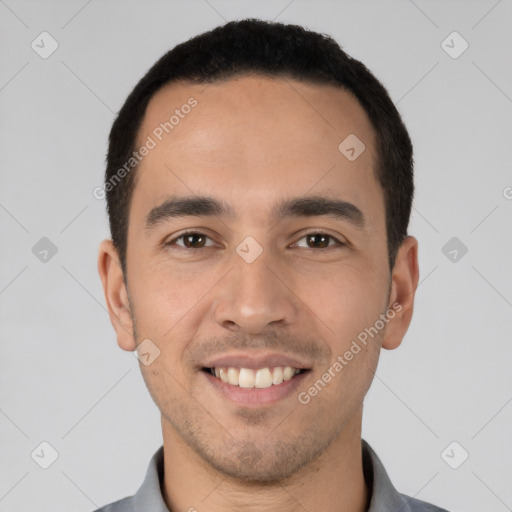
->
<box><xmin>293</xmin><ymin>232</ymin><xmax>344</xmax><ymax>249</ymax></box>
<box><xmin>165</xmin><ymin>230</ymin><xmax>344</xmax><ymax>252</ymax></box>
<box><xmin>167</xmin><ymin>231</ymin><xmax>216</xmax><ymax>250</ymax></box>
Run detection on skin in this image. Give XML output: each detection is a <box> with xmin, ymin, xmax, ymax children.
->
<box><xmin>98</xmin><ymin>75</ymin><xmax>419</xmax><ymax>512</ymax></box>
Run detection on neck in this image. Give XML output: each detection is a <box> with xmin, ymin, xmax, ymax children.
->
<box><xmin>160</xmin><ymin>411</ymin><xmax>369</xmax><ymax>512</ymax></box>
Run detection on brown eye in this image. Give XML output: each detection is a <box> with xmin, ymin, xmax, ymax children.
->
<box><xmin>294</xmin><ymin>232</ymin><xmax>343</xmax><ymax>249</ymax></box>
<box><xmin>182</xmin><ymin>233</ymin><xmax>207</xmax><ymax>248</ymax></box>
<box><xmin>307</xmin><ymin>234</ymin><xmax>330</xmax><ymax>248</ymax></box>
<box><xmin>168</xmin><ymin>232</ymin><xmax>215</xmax><ymax>250</ymax></box>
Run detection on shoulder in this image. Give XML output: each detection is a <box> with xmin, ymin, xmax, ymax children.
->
<box><xmin>90</xmin><ymin>496</ymin><xmax>133</xmax><ymax>512</ymax></box>
<box><xmin>90</xmin><ymin>445</ymin><xmax>165</xmax><ymax>511</ymax></box>
<box><xmin>361</xmin><ymin>439</ymin><xmax>450</xmax><ymax>512</ymax></box>
<box><xmin>399</xmin><ymin>493</ymin><xmax>450</xmax><ymax>512</ymax></box>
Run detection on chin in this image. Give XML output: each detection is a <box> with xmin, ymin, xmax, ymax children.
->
<box><xmin>192</xmin><ymin>437</ymin><xmax>327</xmax><ymax>484</ymax></box>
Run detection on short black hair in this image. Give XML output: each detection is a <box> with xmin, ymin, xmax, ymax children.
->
<box><xmin>105</xmin><ymin>18</ymin><xmax>413</xmax><ymax>275</ymax></box>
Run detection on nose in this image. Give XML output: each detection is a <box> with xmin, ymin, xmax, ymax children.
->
<box><xmin>213</xmin><ymin>252</ymin><xmax>299</xmax><ymax>335</ymax></box>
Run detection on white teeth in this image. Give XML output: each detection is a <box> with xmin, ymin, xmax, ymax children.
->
<box><xmin>254</xmin><ymin>368</ymin><xmax>273</xmax><ymax>388</ymax></box>
<box><xmin>219</xmin><ymin>368</ymin><xmax>229</xmax><ymax>383</ymax></box>
<box><xmin>283</xmin><ymin>366</ymin><xmax>295</xmax><ymax>381</ymax></box>
<box><xmin>209</xmin><ymin>366</ymin><xmax>303</xmax><ymax>388</ymax></box>
<box><xmin>238</xmin><ymin>368</ymin><xmax>255</xmax><ymax>388</ymax></box>
<box><xmin>272</xmin><ymin>367</ymin><xmax>284</xmax><ymax>385</ymax></box>
<box><xmin>227</xmin><ymin>367</ymin><xmax>239</xmax><ymax>386</ymax></box>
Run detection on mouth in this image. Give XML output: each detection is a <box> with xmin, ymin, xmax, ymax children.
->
<box><xmin>199</xmin><ymin>352</ymin><xmax>312</xmax><ymax>406</ymax></box>
<box><xmin>202</xmin><ymin>366</ymin><xmax>309</xmax><ymax>389</ymax></box>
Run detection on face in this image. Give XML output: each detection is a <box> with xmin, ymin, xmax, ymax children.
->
<box><xmin>99</xmin><ymin>75</ymin><xmax>418</xmax><ymax>482</ymax></box>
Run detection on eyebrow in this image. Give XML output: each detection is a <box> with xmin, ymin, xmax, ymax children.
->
<box><xmin>145</xmin><ymin>195</ymin><xmax>366</xmax><ymax>231</ymax></box>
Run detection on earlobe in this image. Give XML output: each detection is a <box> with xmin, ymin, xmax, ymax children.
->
<box><xmin>381</xmin><ymin>236</ymin><xmax>419</xmax><ymax>350</ymax></box>
<box><xmin>97</xmin><ymin>239</ymin><xmax>137</xmax><ymax>351</ymax></box>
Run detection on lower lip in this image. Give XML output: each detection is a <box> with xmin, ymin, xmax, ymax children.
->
<box><xmin>203</xmin><ymin>370</ymin><xmax>309</xmax><ymax>406</ymax></box>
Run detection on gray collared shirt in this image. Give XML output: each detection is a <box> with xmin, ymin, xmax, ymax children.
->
<box><xmin>93</xmin><ymin>439</ymin><xmax>449</xmax><ymax>511</ymax></box>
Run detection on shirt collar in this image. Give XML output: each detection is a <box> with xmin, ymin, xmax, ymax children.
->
<box><xmin>132</xmin><ymin>439</ymin><xmax>410</xmax><ymax>511</ymax></box>
<box><xmin>361</xmin><ymin>439</ymin><xmax>411</xmax><ymax>511</ymax></box>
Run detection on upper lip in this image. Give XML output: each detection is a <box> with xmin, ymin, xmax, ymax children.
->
<box><xmin>201</xmin><ymin>352</ymin><xmax>311</xmax><ymax>370</ymax></box>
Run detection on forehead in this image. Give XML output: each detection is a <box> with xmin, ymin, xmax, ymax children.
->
<box><xmin>132</xmin><ymin>75</ymin><xmax>382</xmax><ymax>226</ymax></box>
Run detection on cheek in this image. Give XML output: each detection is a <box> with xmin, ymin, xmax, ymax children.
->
<box><xmin>129</xmin><ymin>261</ymin><xmax>208</xmax><ymax>333</ymax></box>
<box><xmin>138</xmin><ymin>362</ymin><xmax>189</xmax><ymax>422</ymax></box>
<box><xmin>128</xmin><ymin>262</ymin><xmax>217</xmax><ymax>380</ymax></box>
<box><xmin>303</xmin><ymin>262</ymin><xmax>386</xmax><ymax>341</ymax></box>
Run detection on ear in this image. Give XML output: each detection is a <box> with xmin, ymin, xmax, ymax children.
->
<box><xmin>381</xmin><ymin>236</ymin><xmax>419</xmax><ymax>350</ymax></box>
<box><xmin>97</xmin><ymin>239</ymin><xmax>136</xmax><ymax>351</ymax></box>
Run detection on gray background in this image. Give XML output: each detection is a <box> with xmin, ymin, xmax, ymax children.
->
<box><xmin>1</xmin><ymin>0</ymin><xmax>511</xmax><ymax>511</ymax></box>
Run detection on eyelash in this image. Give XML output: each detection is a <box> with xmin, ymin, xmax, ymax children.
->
<box><xmin>166</xmin><ymin>230</ymin><xmax>345</xmax><ymax>251</ymax></box>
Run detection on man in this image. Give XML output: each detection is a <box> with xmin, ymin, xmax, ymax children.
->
<box><xmin>96</xmin><ymin>18</ymin><xmax>449</xmax><ymax>512</ymax></box>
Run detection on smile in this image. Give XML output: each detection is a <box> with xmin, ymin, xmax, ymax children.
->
<box><xmin>204</xmin><ymin>366</ymin><xmax>306</xmax><ymax>389</ymax></box>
